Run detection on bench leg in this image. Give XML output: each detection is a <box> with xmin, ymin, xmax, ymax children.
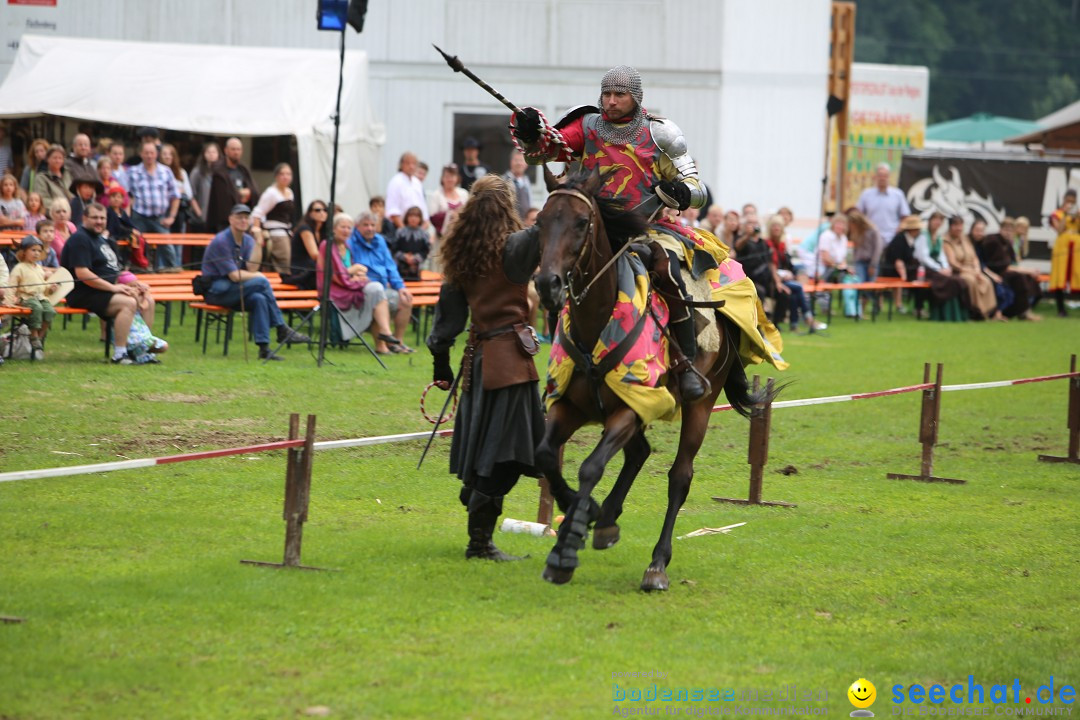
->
<box><xmin>104</xmin><ymin>318</ymin><xmax>114</xmax><ymax>360</ymax></box>
<box><xmin>223</xmin><ymin>313</ymin><xmax>233</xmax><ymax>356</ymax></box>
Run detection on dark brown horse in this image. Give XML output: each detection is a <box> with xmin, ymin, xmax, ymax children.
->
<box><xmin>533</xmin><ymin>169</ymin><xmax>775</xmax><ymax>591</ymax></box>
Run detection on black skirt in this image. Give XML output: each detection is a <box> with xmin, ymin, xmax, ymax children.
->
<box><xmin>449</xmin><ymin>349</ymin><xmax>545</xmax><ymax>483</ymax></box>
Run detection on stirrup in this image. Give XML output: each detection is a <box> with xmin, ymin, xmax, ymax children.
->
<box><xmin>677</xmin><ymin>363</ymin><xmax>711</xmax><ymax>401</ymax></box>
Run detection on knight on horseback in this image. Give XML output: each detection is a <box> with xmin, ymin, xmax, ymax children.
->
<box><xmin>510</xmin><ymin>65</ymin><xmax>713</xmax><ymax>401</ymax></box>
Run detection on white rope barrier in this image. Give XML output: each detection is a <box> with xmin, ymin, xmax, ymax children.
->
<box><xmin>1</xmin><ymin>371</ymin><xmax>1075</xmax><ymax>485</ymax></box>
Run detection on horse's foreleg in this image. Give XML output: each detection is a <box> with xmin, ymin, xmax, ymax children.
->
<box><xmin>594</xmin><ymin>429</ymin><xmax>650</xmax><ymax>550</ymax></box>
<box><xmin>642</xmin><ymin>401</ymin><xmax>713</xmax><ymax>592</ymax></box>
<box><xmin>535</xmin><ymin>401</ymin><xmax>587</xmax><ymax>513</ymax></box>
<box><xmin>543</xmin><ymin>407</ymin><xmax>639</xmax><ymax>585</ymax></box>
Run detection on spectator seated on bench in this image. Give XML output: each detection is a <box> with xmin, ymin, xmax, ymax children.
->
<box><xmin>764</xmin><ymin>215</ymin><xmax>822</xmax><ymax>332</ymax></box>
<box><xmin>914</xmin><ymin>212</ymin><xmax>966</xmax><ymax>322</ymax></box>
<box><xmin>943</xmin><ymin>216</ymin><xmax>1003</xmax><ymax>322</ymax></box>
<box><xmin>3</xmin><ymin>235</ymin><xmax>57</xmax><ymax>359</ymax></box>
<box><xmin>200</xmin><ymin>203</ymin><xmax>311</xmax><ymax>361</ymax></box>
<box><xmin>880</xmin><ymin>216</ymin><xmax>926</xmax><ymax>316</ymax></box>
<box><xmin>317</xmin><ymin>212</ymin><xmax>400</xmax><ymax>354</ymax></box>
<box><xmin>981</xmin><ymin>217</ymin><xmax>1043</xmax><ymax>322</ymax></box>
<box><xmin>61</xmin><ymin>202</ymin><xmax>159</xmax><ymax>365</ymax></box>
<box><xmin>347</xmin><ymin>211</ymin><xmax>414</xmax><ymax>352</ymax></box>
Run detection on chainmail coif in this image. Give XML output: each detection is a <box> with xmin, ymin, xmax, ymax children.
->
<box><xmin>596</xmin><ymin>65</ymin><xmax>648</xmax><ymax>145</ymax></box>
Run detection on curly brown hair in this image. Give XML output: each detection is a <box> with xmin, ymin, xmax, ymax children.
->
<box><xmin>439</xmin><ymin>174</ymin><xmax>522</xmax><ymax>285</ymax></box>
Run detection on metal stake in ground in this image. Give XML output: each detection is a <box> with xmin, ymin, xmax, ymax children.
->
<box><xmin>1038</xmin><ymin>353</ymin><xmax>1080</xmax><ymax>465</ymax></box>
<box><xmin>887</xmin><ymin>363</ymin><xmax>965</xmax><ymax>484</ymax></box>
<box><xmin>713</xmin><ymin>375</ymin><xmax>795</xmax><ymax>507</ymax></box>
<box><xmin>242</xmin><ymin>414</ymin><xmax>329</xmax><ymax>571</ymax></box>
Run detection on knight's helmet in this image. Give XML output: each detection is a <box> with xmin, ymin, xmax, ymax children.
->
<box><xmin>598</xmin><ymin>65</ymin><xmax>644</xmax><ymax>108</ymax></box>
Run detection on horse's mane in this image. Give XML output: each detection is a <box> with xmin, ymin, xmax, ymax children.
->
<box><xmin>561</xmin><ymin>172</ymin><xmax>649</xmax><ymax>248</ymax></box>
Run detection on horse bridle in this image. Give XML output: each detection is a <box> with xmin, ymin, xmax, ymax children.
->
<box><xmin>549</xmin><ymin>187</ymin><xmax>643</xmax><ymax>307</ymax></box>
<box><xmin>547</xmin><ymin>188</ymin><xmax>600</xmax><ymax>305</ymax></box>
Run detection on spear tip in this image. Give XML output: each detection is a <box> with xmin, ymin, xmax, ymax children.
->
<box><xmin>432</xmin><ymin>44</ymin><xmax>464</xmax><ymax>72</ymax></box>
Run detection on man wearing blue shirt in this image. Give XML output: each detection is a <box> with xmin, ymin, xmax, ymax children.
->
<box><xmin>348</xmin><ymin>211</ymin><xmax>415</xmax><ymax>350</ymax></box>
<box><xmin>201</xmin><ymin>204</ymin><xmax>310</xmax><ymax>361</ymax></box>
<box><xmin>855</xmin><ymin>163</ymin><xmax>911</xmax><ymax>244</ymax></box>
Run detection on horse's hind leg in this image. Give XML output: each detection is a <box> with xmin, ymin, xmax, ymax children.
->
<box><xmin>543</xmin><ymin>407</ymin><xmax>639</xmax><ymax>585</ymax></box>
<box><xmin>535</xmin><ymin>401</ymin><xmax>586</xmax><ymax>513</ymax></box>
<box><xmin>642</xmin><ymin>399</ymin><xmax>715</xmax><ymax>592</ymax></box>
<box><xmin>593</xmin><ymin>429</ymin><xmax>650</xmax><ymax>550</ymax></box>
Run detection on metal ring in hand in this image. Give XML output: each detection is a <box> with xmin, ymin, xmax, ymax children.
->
<box><xmin>421</xmin><ymin>381</ymin><xmax>458</xmax><ymax>425</ymax></box>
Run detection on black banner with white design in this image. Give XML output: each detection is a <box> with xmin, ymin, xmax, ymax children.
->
<box><xmin>899</xmin><ymin>150</ymin><xmax>1080</xmax><ymax>258</ymax></box>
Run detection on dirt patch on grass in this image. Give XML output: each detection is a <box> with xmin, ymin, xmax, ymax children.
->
<box><xmin>137</xmin><ymin>392</ymin><xmax>211</xmax><ymax>404</ymax></box>
<box><xmin>107</xmin><ymin>418</ymin><xmax>274</xmax><ymax>455</ymax></box>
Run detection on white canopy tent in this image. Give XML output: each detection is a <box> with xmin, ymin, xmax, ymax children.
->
<box><xmin>0</xmin><ymin>34</ymin><xmax>385</xmax><ymax>213</ymax></box>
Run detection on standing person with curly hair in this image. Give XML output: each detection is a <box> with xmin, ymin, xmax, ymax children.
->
<box><xmin>426</xmin><ymin>174</ymin><xmax>545</xmax><ymax>562</ymax></box>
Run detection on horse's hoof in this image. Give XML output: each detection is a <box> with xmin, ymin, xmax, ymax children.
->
<box><xmin>592</xmin><ymin>524</ymin><xmax>620</xmax><ymax>550</ymax></box>
<box><xmin>543</xmin><ymin>564</ymin><xmax>574</xmax><ymax>584</ymax></box>
<box><xmin>640</xmin><ymin>567</ymin><xmax>669</xmax><ymax>592</ymax></box>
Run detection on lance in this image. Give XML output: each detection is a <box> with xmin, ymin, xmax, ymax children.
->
<box><xmin>433</xmin><ymin>44</ymin><xmax>521</xmax><ymax>114</ymax></box>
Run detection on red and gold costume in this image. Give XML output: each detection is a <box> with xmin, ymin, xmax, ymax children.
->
<box><xmin>1050</xmin><ymin>206</ymin><xmax>1080</xmax><ymax>296</ymax></box>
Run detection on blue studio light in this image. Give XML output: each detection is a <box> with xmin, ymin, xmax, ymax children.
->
<box><xmin>317</xmin><ymin>0</ymin><xmax>348</xmax><ymax>31</ymax></box>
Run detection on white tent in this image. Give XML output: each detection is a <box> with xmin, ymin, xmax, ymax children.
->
<box><xmin>0</xmin><ymin>34</ymin><xmax>385</xmax><ymax>213</ymax></box>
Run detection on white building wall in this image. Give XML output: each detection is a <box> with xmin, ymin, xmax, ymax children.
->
<box><xmin>2</xmin><ymin>0</ymin><xmax>830</xmax><ymax>217</ymax></box>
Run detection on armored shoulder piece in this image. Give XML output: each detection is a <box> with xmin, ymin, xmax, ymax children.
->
<box><xmin>650</xmin><ymin>118</ymin><xmax>706</xmax><ymax>208</ymax></box>
<box><xmin>555</xmin><ymin>105</ymin><xmax>600</xmax><ymax>130</ymax></box>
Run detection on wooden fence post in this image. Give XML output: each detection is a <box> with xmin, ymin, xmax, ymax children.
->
<box><xmin>1038</xmin><ymin>353</ymin><xmax>1080</xmax><ymax>465</ymax></box>
<box><xmin>713</xmin><ymin>375</ymin><xmax>795</xmax><ymax>507</ymax></box>
<box><xmin>887</xmin><ymin>363</ymin><xmax>965</xmax><ymax>484</ymax></box>
<box><xmin>243</xmin><ymin>414</ymin><xmax>327</xmax><ymax>571</ymax></box>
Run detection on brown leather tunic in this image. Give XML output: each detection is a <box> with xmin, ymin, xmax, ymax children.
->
<box><xmin>427</xmin><ymin>227</ymin><xmax>543</xmax><ymax>391</ymax></box>
<box><xmin>459</xmin><ymin>266</ymin><xmax>538</xmax><ymax>390</ymax></box>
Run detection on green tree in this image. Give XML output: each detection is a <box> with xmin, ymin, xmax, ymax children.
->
<box><xmin>853</xmin><ymin>0</ymin><xmax>1080</xmax><ymax>122</ymax></box>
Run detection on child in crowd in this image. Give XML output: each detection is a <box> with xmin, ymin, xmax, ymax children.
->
<box><xmin>369</xmin><ymin>196</ymin><xmax>396</xmax><ymax>242</ymax></box>
<box><xmin>23</xmin><ymin>192</ymin><xmax>47</xmax><ymax>233</ymax></box>
<box><xmin>3</xmin><ymin>235</ymin><xmax>57</xmax><ymax>359</ymax></box>
<box><xmin>116</xmin><ymin>269</ymin><xmax>167</xmax><ymax>364</ymax></box>
<box><xmin>69</xmin><ymin>177</ymin><xmax>103</xmax><ymax>230</ymax></box>
<box><xmin>105</xmin><ymin>186</ymin><xmax>135</xmax><ymax>241</ymax></box>
<box><xmin>0</xmin><ymin>174</ymin><xmax>27</xmax><ymax>231</ymax></box>
<box><xmin>35</xmin><ymin>220</ymin><xmax>59</xmax><ymax>273</ymax></box>
<box><xmin>104</xmin><ymin>186</ymin><xmax>148</xmax><ymax>270</ymax></box>
<box><xmin>391</xmin><ymin>206</ymin><xmax>430</xmax><ymax>281</ymax></box>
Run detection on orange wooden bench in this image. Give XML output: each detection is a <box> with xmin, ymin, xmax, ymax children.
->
<box><xmin>141</xmin><ymin>233</ymin><xmax>214</xmax><ymax>247</ymax></box>
<box><xmin>191</xmin><ymin>299</ymin><xmax>318</xmax><ymax>356</ymax></box>
<box><xmin>801</xmin><ymin>279</ymin><xmax>932</xmax><ymax>322</ymax></box>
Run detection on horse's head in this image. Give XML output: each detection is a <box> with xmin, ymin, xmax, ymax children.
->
<box><xmin>535</xmin><ymin>166</ymin><xmax>609</xmax><ymax>312</ymax></box>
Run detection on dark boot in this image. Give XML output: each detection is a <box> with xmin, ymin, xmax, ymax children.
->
<box><xmin>671</xmin><ymin>318</ymin><xmax>709</xmax><ymax>402</ymax></box>
<box><xmin>465</xmin><ymin>492</ymin><xmax>523</xmax><ymax>562</ymax></box>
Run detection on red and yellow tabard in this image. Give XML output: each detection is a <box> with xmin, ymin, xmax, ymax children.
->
<box><xmin>557</xmin><ymin>114</ymin><xmax>665</xmax><ymax>207</ymax></box>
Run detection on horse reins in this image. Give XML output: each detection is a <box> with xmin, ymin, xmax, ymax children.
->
<box><xmin>548</xmin><ymin>188</ymin><xmax>634</xmax><ymax>306</ymax></box>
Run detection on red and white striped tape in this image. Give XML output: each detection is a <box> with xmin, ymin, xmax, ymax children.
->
<box><xmin>0</xmin><ymin>440</ymin><xmax>306</xmax><ymax>484</ymax></box>
<box><xmin>942</xmin><ymin>371</ymin><xmax>1079</xmax><ymax>393</ymax></box>
<box><xmin>1</xmin><ymin>371</ymin><xmax>1075</xmax><ymax>485</ymax></box>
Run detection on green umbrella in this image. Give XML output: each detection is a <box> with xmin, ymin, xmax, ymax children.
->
<box><xmin>926</xmin><ymin>112</ymin><xmax>1042</xmax><ymax>143</ymax></box>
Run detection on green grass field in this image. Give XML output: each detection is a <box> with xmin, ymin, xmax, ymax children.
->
<box><xmin>1</xmin><ymin>312</ymin><xmax>1077</xmax><ymax>719</ymax></box>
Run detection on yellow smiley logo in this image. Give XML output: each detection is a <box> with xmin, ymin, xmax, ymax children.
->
<box><xmin>848</xmin><ymin>678</ymin><xmax>877</xmax><ymax>709</ymax></box>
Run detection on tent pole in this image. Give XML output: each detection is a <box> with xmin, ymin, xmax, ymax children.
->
<box><xmin>317</xmin><ymin>23</ymin><xmax>347</xmax><ymax>367</ymax></box>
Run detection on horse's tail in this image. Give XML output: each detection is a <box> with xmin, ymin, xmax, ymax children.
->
<box><xmin>720</xmin><ymin>317</ymin><xmax>787</xmax><ymax>418</ymax></box>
